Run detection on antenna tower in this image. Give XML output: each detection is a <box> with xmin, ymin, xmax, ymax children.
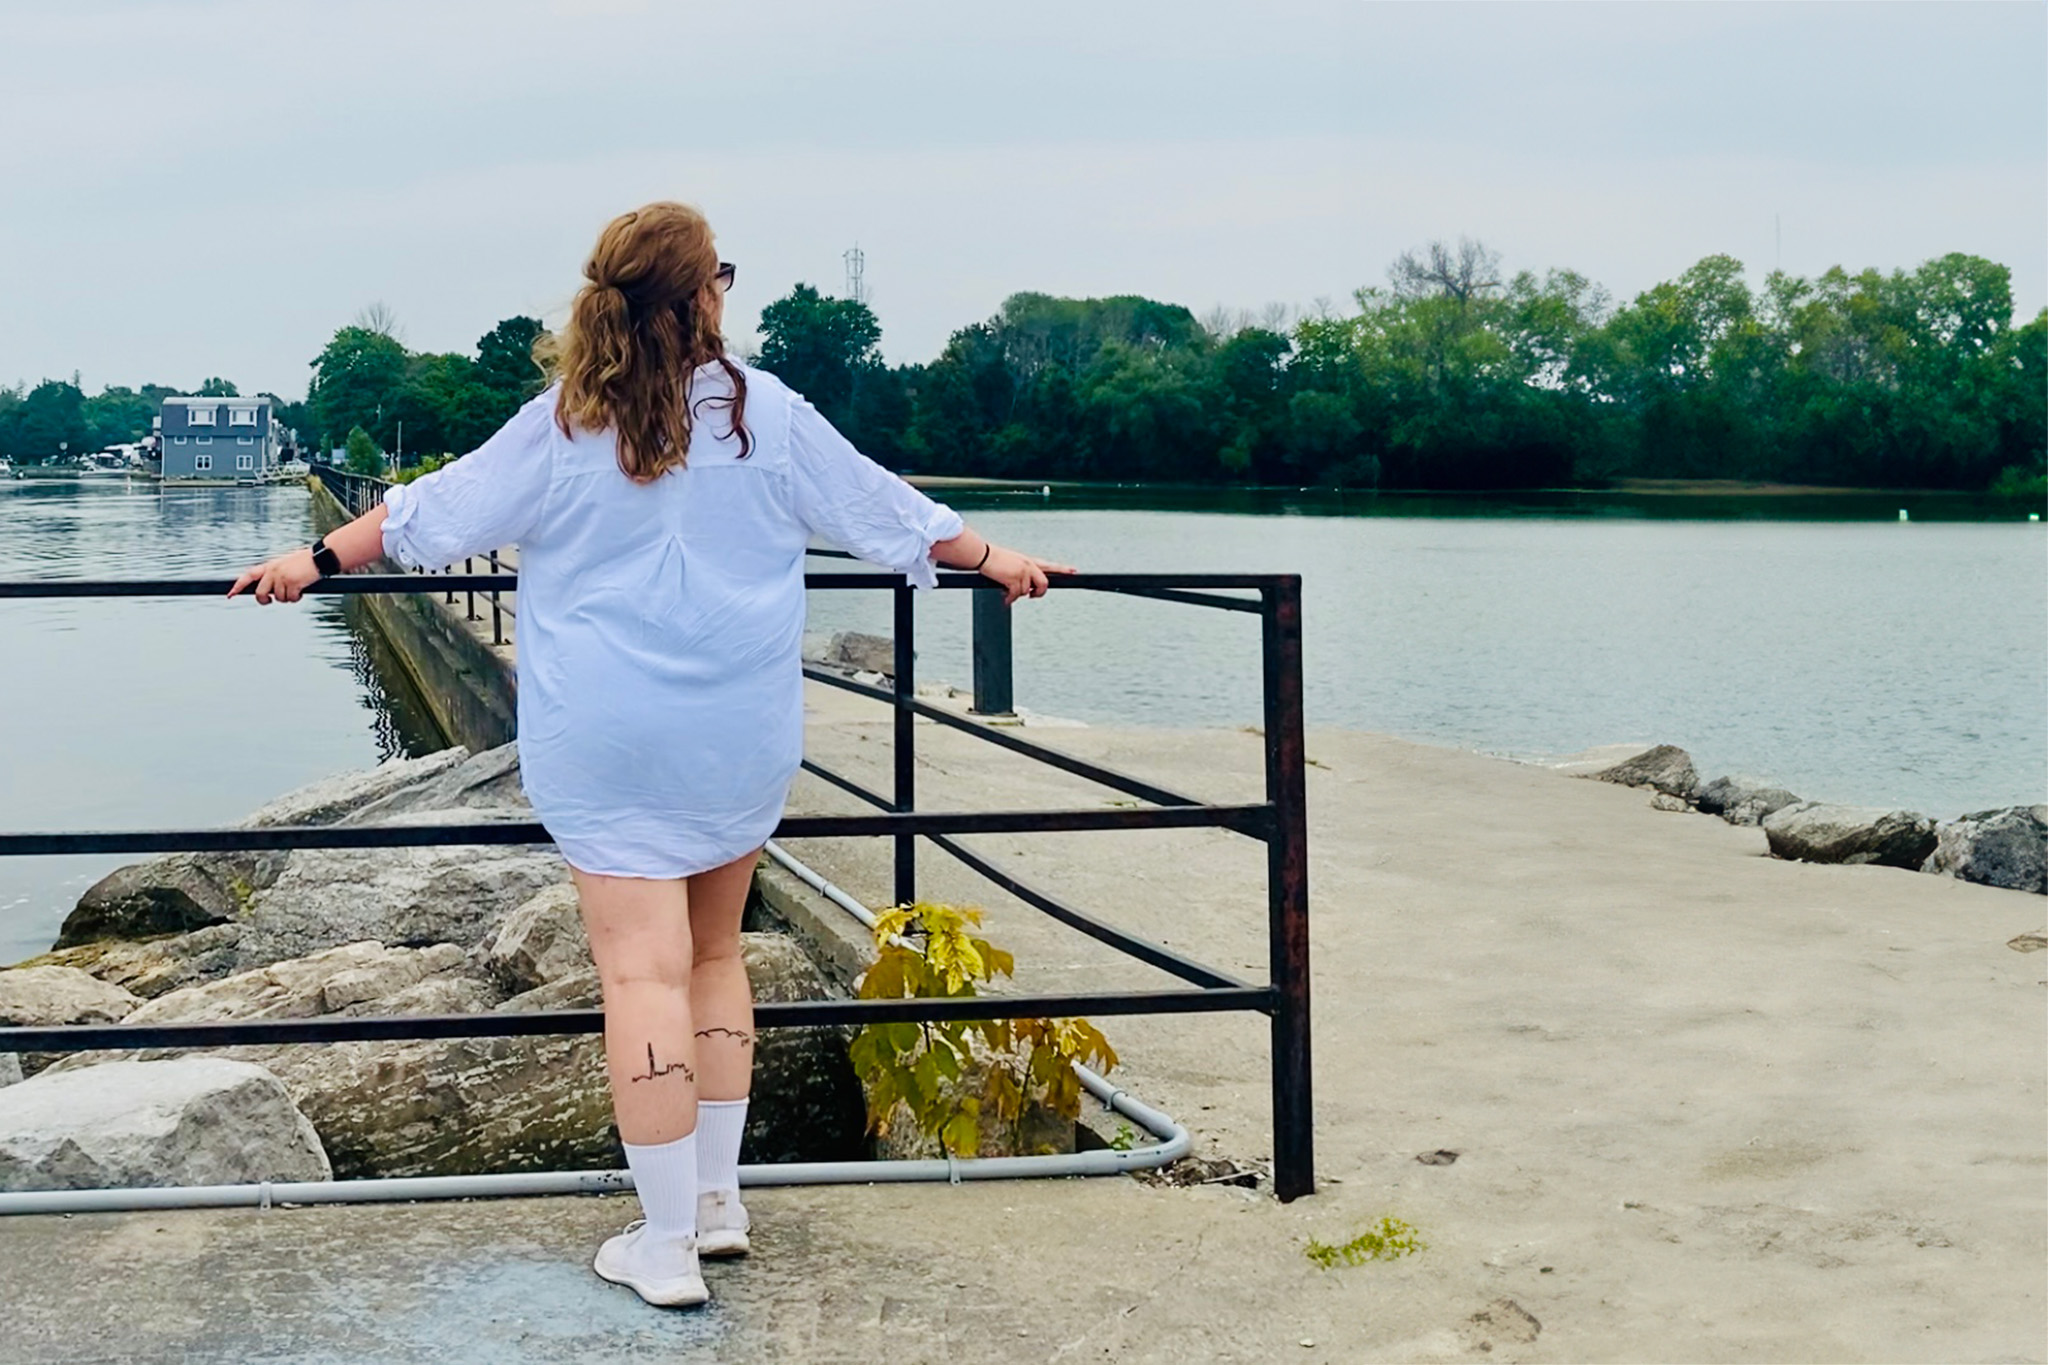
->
<box><xmin>843</xmin><ymin>244</ymin><xmax>867</xmax><ymax>306</ymax></box>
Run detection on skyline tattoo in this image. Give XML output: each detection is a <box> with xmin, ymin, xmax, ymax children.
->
<box><xmin>695</xmin><ymin>1027</ymin><xmax>754</xmax><ymax>1047</ymax></box>
<box><xmin>628</xmin><ymin>1042</ymin><xmax>695</xmax><ymax>1084</ymax></box>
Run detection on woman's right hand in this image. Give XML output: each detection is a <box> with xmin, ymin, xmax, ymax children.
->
<box><xmin>980</xmin><ymin>544</ymin><xmax>1076</xmax><ymax>605</ymax></box>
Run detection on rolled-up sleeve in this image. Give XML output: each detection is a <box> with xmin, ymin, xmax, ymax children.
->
<box><xmin>785</xmin><ymin>393</ymin><xmax>963</xmax><ymax>590</ymax></box>
<box><xmin>381</xmin><ymin>389</ymin><xmax>560</xmax><ymax>569</ymax></box>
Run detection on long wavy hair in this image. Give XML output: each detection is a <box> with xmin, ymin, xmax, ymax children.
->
<box><xmin>539</xmin><ymin>202</ymin><xmax>750</xmax><ymax>481</ymax></box>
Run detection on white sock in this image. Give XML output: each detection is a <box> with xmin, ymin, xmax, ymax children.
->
<box><xmin>621</xmin><ymin>1131</ymin><xmax>698</xmax><ymax>1242</ymax></box>
<box><xmin>696</xmin><ymin>1098</ymin><xmax>748</xmax><ymax>1197</ymax></box>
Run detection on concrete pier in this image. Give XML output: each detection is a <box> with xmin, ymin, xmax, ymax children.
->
<box><xmin>1</xmin><ymin>681</ymin><xmax>2041</xmax><ymax>1361</ymax></box>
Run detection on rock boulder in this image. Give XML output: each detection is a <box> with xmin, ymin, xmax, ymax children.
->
<box><xmin>827</xmin><ymin>631</ymin><xmax>896</xmax><ymax>675</ymax></box>
<box><xmin>1696</xmin><ymin>775</ymin><xmax>1803</xmax><ymax>827</ymax></box>
<box><xmin>229</xmin><ymin>807</ymin><xmax>566</xmax><ymax>971</ymax></box>
<box><xmin>483</xmin><ymin>883</ymin><xmax>590</xmax><ymax>993</ymax></box>
<box><xmin>1763</xmin><ymin>803</ymin><xmax>1939</xmax><ymax>870</ymax></box>
<box><xmin>343</xmin><ymin>743</ymin><xmax>527</xmax><ymax>824</ymax></box>
<box><xmin>1922</xmin><ymin>805</ymin><xmax>2048</xmax><ymax>894</ymax></box>
<box><xmin>1589</xmin><ymin>745</ymin><xmax>1699</xmax><ymax>800</ymax></box>
<box><xmin>53</xmin><ymin>747</ymin><xmax>472</xmax><ymax>950</ymax></box>
<box><xmin>0</xmin><ymin>965</ymin><xmax>141</xmax><ymax>1077</ymax></box>
<box><xmin>0</xmin><ymin>1056</ymin><xmax>329</xmax><ymax>1191</ymax></box>
<box><xmin>10</xmin><ymin>923</ymin><xmax>246</xmax><ymax>999</ymax></box>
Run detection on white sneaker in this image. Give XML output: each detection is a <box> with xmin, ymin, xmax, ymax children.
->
<box><xmin>697</xmin><ymin>1188</ymin><xmax>751</xmax><ymax>1258</ymax></box>
<box><xmin>593</xmin><ymin>1219</ymin><xmax>710</xmax><ymax>1308</ymax></box>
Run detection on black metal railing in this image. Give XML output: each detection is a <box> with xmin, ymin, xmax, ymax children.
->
<box><xmin>0</xmin><ymin>560</ymin><xmax>1314</xmax><ymax>1200</ymax></box>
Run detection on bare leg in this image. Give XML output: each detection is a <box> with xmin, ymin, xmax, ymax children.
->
<box><xmin>687</xmin><ymin>849</ymin><xmax>759</xmax><ymax>1101</ymax></box>
<box><xmin>572</xmin><ymin>867</ymin><xmax>696</xmax><ymax>1145</ymax></box>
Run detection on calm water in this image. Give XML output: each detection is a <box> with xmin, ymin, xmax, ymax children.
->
<box><xmin>2</xmin><ymin>478</ymin><xmax>2042</xmax><ymax>959</ymax></box>
<box><xmin>808</xmin><ymin>489</ymin><xmax>2048</xmax><ymax>823</ymax></box>
<box><xmin>0</xmin><ymin>479</ymin><xmax>439</xmax><ymax>962</ymax></box>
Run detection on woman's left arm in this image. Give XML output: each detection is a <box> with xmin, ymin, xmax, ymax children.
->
<box><xmin>785</xmin><ymin>392</ymin><xmax>1073</xmax><ymax>603</ymax></box>
<box><xmin>228</xmin><ymin>504</ymin><xmax>387</xmax><ymax>604</ymax></box>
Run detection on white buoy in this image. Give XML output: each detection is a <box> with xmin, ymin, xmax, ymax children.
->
<box><xmin>1898</xmin><ymin>509</ymin><xmax>1909</xmax><ymax>522</ymax></box>
<box><xmin>2031</xmin><ymin>513</ymin><xmax>2041</xmax><ymax>522</ymax></box>
<box><xmin>1041</xmin><ymin>485</ymin><xmax>1051</xmax><ymax>497</ymax></box>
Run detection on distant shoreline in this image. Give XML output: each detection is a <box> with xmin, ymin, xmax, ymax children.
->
<box><xmin>904</xmin><ymin>473</ymin><xmax>2020</xmax><ymax>499</ymax></box>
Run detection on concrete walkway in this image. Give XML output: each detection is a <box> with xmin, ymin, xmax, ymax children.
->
<box><xmin>1</xmin><ymin>688</ymin><xmax>2041</xmax><ymax>1362</ymax></box>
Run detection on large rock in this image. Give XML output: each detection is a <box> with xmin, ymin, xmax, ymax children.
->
<box><xmin>1588</xmin><ymin>744</ymin><xmax>1699</xmax><ymax>800</ymax></box>
<box><xmin>343</xmin><ymin>743</ymin><xmax>527</xmax><ymax>823</ymax></box>
<box><xmin>38</xmin><ymin>931</ymin><xmax>863</xmax><ymax>1178</ymax></box>
<box><xmin>0</xmin><ymin>1056</ymin><xmax>329</xmax><ymax>1191</ymax></box>
<box><xmin>230</xmin><ymin>806</ymin><xmax>566</xmax><ymax>971</ymax></box>
<box><xmin>119</xmin><ymin>941</ymin><xmax>481</xmax><ymax>1026</ymax></box>
<box><xmin>54</xmin><ymin>748</ymin><xmax>472</xmax><ymax>950</ymax></box>
<box><xmin>0</xmin><ymin>965</ymin><xmax>141</xmax><ymax>1028</ymax></box>
<box><xmin>57</xmin><ymin>855</ymin><xmax>245</xmax><ymax>949</ymax></box>
<box><xmin>483</xmin><ymin>883</ymin><xmax>590</xmax><ymax>993</ymax></box>
<box><xmin>1763</xmin><ymin>803</ymin><xmax>1939</xmax><ymax>870</ymax></box>
<box><xmin>285</xmin><ymin>932</ymin><xmax>861</xmax><ymax>1177</ymax></box>
<box><xmin>0</xmin><ymin>965</ymin><xmax>141</xmax><ymax>1076</ymax></box>
<box><xmin>826</xmin><ymin>631</ymin><xmax>896</xmax><ymax>675</ymax></box>
<box><xmin>0</xmin><ymin>1053</ymin><xmax>20</xmax><ymax>1088</ymax></box>
<box><xmin>10</xmin><ymin>923</ymin><xmax>245</xmax><ymax>999</ymax></box>
<box><xmin>1695</xmin><ymin>775</ymin><xmax>1803</xmax><ymax>827</ymax></box>
<box><xmin>1922</xmin><ymin>805</ymin><xmax>2048</xmax><ymax>894</ymax></box>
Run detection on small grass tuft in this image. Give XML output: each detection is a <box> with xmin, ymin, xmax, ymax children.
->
<box><xmin>1304</xmin><ymin>1216</ymin><xmax>1426</xmax><ymax>1268</ymax></box>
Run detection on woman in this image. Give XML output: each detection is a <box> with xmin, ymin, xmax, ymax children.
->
<box><xmin>231</xmin><ymin>202</ymin><xmax>1071</xmax><ymax>1309</ymax></box>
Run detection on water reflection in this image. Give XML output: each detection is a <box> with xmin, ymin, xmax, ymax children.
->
<box><xmin>0</xmin><ymin>478</ymin><xmax>447</xmax><ymax>960</ymax></box>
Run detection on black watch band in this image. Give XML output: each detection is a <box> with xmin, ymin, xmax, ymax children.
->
<box><xmin>310</xmin><ymin>537</ymin><xmax>342</xmax><ymax>578</ymax></box>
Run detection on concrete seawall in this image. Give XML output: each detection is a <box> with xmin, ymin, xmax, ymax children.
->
<box><xmin>307</xmin><ymin>479</ymin><xmax>516</xmax><ymax>752</ymax></box>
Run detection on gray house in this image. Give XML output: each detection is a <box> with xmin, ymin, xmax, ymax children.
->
<box><xmin>159</xmin><ymin>396</ymin><xmax>277</xmax><ymax>483</ymax></box>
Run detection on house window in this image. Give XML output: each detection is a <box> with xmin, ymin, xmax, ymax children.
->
<box><xmin>236</xmin><ymin>454</ymin><xmax>254</xmax><ymax>470</ymax></box>
<box><xmin>194</xmin><ymin>454</ymin><xmax>213</xmax><ymax>471</ymax></box>
<box><xmin>172</xmin><ymin>436</ymin><xmax>188</xmax><ymax>445</ymax></box>
<box><xmin>187</xmin><ymin>406</ymin><xmax>216</xmax><ymax>427</ymax></box>
<box><xmin>196</xmin><ymin>436</ymin><xmax>213</xmax><ymax>445</ymax></box>
<box><xmin>236</xmin><ymin>436</ymin><xmax>254</xmax><ymax>445</ymax></box>
<box><xmin>228</xmin><ymin>407</ymin><xmax>257</xmax><ymax>427</ymax></box>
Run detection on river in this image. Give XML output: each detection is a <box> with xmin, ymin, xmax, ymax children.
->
<box><xmin>2</xmin><ymin>477</ymin><xmax>2042</xmax><ymax>961</ymax></box>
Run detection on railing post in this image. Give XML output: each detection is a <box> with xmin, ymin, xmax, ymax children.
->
<box><xmin>893</xmin><ymin>584</ymin><xmax>916</xmax><ymax>908</ymax></box>
<box><xmin>971</xmin><ymin>587</ymin><xmax>1014</xmax><ymax>716</ymax></box>
<box><xmin>1262</xmin><ymin>576</ymin><xmax>1314</xmax><ymax>1202</ymax></box>
<box><xmin>464</xmin><ymin>555</ymin><xmax>477</xmax><ymax>621</ymax></box>
<box><xmin>488</xmin><ymin>551</ymin><xmax>503</xmax><ymax>645</ymax></box>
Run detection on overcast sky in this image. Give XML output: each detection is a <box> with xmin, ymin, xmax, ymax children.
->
<box><xmin>4</xmin><ymin>0</ymin><xmax>2042</xmax><ymax>400</ymax></box>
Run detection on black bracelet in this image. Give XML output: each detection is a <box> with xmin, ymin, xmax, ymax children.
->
<box><xmin>974</xmin><ymin>542</ymin><xmax>992</xmax><ymax>571</ymax></box>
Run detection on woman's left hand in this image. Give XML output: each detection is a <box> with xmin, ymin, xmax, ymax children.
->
<box><xmin>228</xmin><ymin>548</ymin><xmax>322</xmax><ymax>604</ymax></box>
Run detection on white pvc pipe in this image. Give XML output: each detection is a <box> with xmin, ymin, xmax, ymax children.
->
<box><xmin>0</xmin><ymin>846</ymin><xmax>1187</xmax><ymax>1217</ymax></box>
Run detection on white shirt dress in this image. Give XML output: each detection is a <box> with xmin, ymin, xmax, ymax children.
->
<box><xmin>378</xmin><ymin>364</ymin><xmax>964</xmax><ymax>878</ymax></box>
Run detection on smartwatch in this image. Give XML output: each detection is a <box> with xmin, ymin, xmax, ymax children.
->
<box><xmin>310</xmin><ymin>537</ymin><xmax>342</xmax><ymax>579</ymax></box>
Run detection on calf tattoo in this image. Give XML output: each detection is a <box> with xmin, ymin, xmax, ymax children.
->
<box><xmin>629</xmin><ymin>1042</ymin><xmax>694</xmax><ymax>1084</ymax></box>
<box><xmin>695</xmin><ymin>1027</ymin><xmax>754</xmax><ymax>1047</ymax></box>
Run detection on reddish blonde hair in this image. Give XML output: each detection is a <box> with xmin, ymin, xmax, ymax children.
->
<box><xmin>541</xmin><ymin>202</ymin><xmax>750</xmax><ymax>481</ymax></box>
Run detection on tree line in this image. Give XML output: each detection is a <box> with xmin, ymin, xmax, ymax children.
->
<box><xmin>765</xmin><ymin>243</ymin><xmax>2044</xmax><ymax>496</ymax></box>
<box><xmin>6</xmin><ymin>243</ymin><xmax>2041</xmax><ymax>495</ymax></box>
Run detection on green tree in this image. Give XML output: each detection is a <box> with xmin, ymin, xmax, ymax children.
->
<box><xmin>756</xmin><ymin>284</ymin><xmax>884</xmax><ymax>427</ymax></box>
<box><xmin>309</xmin><ymin>326</ymin><xmax>409</xmax><ymax>453</ymax></box>
<box><xmin>196</xmin><ymin>376</ymin><xmax>240</xmax><ymax>397</ymax></box>
<box><xmin>343</xmin><ymin>425</ymin><xmax>384</xmax><ymax>476</ymax></box>
<box><xmin>475</xmin><ymin>316</ymin><xmax>547</xmax><ymax>408</ymax></box>
<box><xmin>8</xmin><ymin>380</ymin><xmax>90</xmax><ymax>462</ymax></box>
